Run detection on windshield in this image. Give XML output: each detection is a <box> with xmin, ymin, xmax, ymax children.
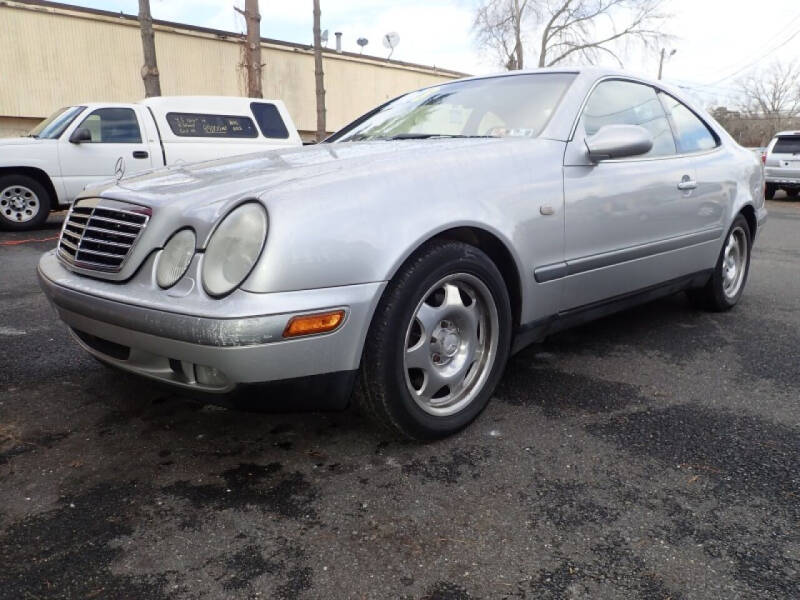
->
<box><xmin>29</xmin><ymin>106</ymin><xmax>85</xmax><ymax>139</ymax></box>
<box><xmin>329</xmin><ymin>73</ymin><xmax>576</xmax><ymax>143</ymax></box>
<box><xmin>773</xmin><ymin>135</ymin><xmax>800</xmax><ymax>154</ymax></box>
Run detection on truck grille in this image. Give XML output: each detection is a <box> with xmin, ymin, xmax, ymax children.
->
<box><xmin>58</xmin><ymin>198</ymin><xmax>151</xmax><ymax>272</ymax></box>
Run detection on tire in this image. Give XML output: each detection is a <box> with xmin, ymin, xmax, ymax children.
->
<box><xmin>765</xmin><ymin>183</ymin><xmax>776</xmax><ymax>200</ymax></box>
<box><xmin>0</xmin><ymin>174</ymin><xmax>51</xmax><ymax>231</ymax></box>
<box><xmin>687</xmin><ymin>215</ymin><xmax>751</xmax><ymax>312</ymax></box>
<box><xmin>357</xmin><ymin>240</ymin><xmax>512</xmax><ymax>440</ymax></box>
<box><xmin>787</xmin><ymin>189</ymin><xmax>799</xmax><ymax>198</ymax></box>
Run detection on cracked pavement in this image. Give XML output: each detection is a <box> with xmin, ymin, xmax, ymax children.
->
<box><xmin>1</xmin><ymin>199</ymin><xmax>799</xmax><ymax>599</ymax></box>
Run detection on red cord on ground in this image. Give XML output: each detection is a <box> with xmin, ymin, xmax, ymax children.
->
<box><xmin>0</xmin><ymin>235</ymin><xmax>59</xmax><ymax>246</ymax></box>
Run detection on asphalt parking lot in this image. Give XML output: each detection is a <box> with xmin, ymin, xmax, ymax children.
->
<box><xmin>1</xmin><ymin>199</ymin><xmax>799</xmax><ymax>600</ymax></box>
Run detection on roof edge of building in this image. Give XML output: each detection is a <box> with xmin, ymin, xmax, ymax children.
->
<box><xmin>5</xmin><ymin>0</ymin><xmax>471</xmax><ymax>78</ymax></box>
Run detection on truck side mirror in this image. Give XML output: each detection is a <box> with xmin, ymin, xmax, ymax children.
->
<box><xmin>69</xmin><ymin>127</ymin><xmax>92</xmax><ymax>144</ymax></box>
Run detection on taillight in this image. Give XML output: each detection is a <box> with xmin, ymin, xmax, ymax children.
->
<box><xmin>761</xmin><ymin>152</ymin><xmax>766</xmax><ymax>164</ymax></box>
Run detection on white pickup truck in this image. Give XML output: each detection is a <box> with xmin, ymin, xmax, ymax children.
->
<box><xmin>0</xmin><ymin>96</ymin><xmax>302</xmax><ymax>230</ymax></box>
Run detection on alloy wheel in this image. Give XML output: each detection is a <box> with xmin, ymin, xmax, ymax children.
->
<box><xmin>403</xmin><ymin>273</ymin><xmax>500</xmax><ymax>417</ymax></box>
<box><xmin>722</xmin><ymin>225</ymin><xmax>748</xmax><ymax>299</ymax></box>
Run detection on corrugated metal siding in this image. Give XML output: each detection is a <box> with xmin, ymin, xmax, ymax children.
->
<box><xmin>0</xmin><ymin>2</ymin><xmax>461</xmax><ymax>133</ymax></box>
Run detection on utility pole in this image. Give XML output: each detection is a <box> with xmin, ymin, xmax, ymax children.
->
<box><xmin>138</xmin><ymin>0</ymin><xmax>161</xmax><ymax>97</ymax></box>
<box><xmin>313</xmin><ymin>0</ymin><xmax>326</xmax><ymax>141</ymax></box>
<box><xmin>235</xmin><ymin>0</ymin><xmax>263</xmax><ymax>98</ymax></box>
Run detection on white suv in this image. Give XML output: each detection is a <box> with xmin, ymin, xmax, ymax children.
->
<box><xmin>764</xmin><ymin>131</ymin><xmax>800</xmax><ymax>199</ymax></box>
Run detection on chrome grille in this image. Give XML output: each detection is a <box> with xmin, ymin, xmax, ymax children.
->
<box><xmin>58</xmin><ymin>199</ymin><xmax>151</xmax><ymax>272</ymax></box>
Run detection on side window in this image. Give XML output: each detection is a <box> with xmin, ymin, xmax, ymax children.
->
<box><xmin>165</xmin><ymin>113</ymin><xmax>258</xmax><ymax>138</ymax></box>
<box><xmin>660</xmin><ymin>93</ymin><xmax>718</xmax><ymax>153</ymax></box>
<box><xmin>250</xmin><ymin>103</ymin><xmax>290</xmax><ymax>139</ymax></box>
<box><xmin>582</xmin><ymin>80</ymin><xmax>676</xmax><ymax>157</ymax></box>
<box><xmin>77</xmin><ymin>108</ymin><xmax>142</xmax><ymax>143</ymax></box>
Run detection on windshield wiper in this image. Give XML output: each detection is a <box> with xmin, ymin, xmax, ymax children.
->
<box><xmin>383</xmin><ymin>133</ymin><xmax>498</xmax><ymax>141</ymax></box>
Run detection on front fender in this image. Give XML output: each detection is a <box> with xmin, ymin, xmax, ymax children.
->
<box><xmin>241</xmin><ymin>140</ymin><xmax>565</xmax><ymax>300</ymax></box>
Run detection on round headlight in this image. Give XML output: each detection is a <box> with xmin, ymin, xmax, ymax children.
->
<box><xmin>202</xmin><ymin>203</ymin><xmax>267</xmax><ymax>297</ymax></box>
<box><xmin>156</xmin><ymin>229</ymin><xmax>196</xmax><ymax>289</ymax></box>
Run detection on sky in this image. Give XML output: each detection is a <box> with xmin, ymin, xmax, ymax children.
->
<box><xmin>65</xmin><ymin>0</ymin><xmax>800</xmax><ymax>108</ymax></box>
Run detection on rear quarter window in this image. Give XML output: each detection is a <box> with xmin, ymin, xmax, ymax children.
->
<box><xmin>165</xmin><ymin>113</ymin><xmax>258</xmax><ymax>138</ymax></box>
<box><xmin>772</xmin><ymin>136</ymin><xmax>800</xmax><ymax>154</ymax></box>
<box><xmin>250</xmin><ymin>103</ymin><xmax>290</xmax><ymax>139</ymax></box>
<box><xmin>659</xmin><ymin>93</ymin><xmax>718</xmax><ymax>153</ymax></box>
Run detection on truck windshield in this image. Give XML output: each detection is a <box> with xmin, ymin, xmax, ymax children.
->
<box><xmin>29</xmin><ymin>106</ymin><xmax>86</xmax><ymax>139</ymax></box>
<box><xmin>328</xmin><ymin>73</ymin><xmax>576</xmax><ymax>143</ymax></box>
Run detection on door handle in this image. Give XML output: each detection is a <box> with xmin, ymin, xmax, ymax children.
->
<box><xmin>132</xmin><ymin>150</ymin><xmax>149</xmax><ymax>159</ymax></box>
<box><xmin>677</xmin><ymin>177</ymin><xmax>697</xmax><ymax>191</ymax></box>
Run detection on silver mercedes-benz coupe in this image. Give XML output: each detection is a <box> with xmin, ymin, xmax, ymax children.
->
<box><xmin>38</xmin><ymin>68</ymin><xmax>766</xmax><ymax>439</ymax></box>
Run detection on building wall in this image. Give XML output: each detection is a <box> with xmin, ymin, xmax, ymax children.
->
<box><xmin>0</xmin><ymin>117</ymin><xmax>40</xmax><ymax>137</ymax></box>
<box><xmin>0</xmin><ymin>1</ymin><xmax>463</xmax><ymax>139</ymax></box>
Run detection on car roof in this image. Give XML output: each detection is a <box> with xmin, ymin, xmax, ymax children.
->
<box><xmin>772</xmin><ymin>131</ymin><xmax>800</xmax><ymax>137</ymax></box>
<box><xmin>433</xmin><ymin>66</ymin><xmax>692</xmax><ymax>104</ymax></box>
<box><xmin>455</xmin><ymin>66</ymin><xmax>631</xmax><ymax>83</ymax></box>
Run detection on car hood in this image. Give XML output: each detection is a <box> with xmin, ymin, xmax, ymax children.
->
<box><xmin>0</xmin><ymin>136</ymin><xmax>44</xmax><ymax>147</ymax></box>
<box><xmin>65</xmin><ymin>135</ymin><xmax>567</xmax><ymax>285</ymax></box>
<box><xmin>104</xmin><ymin>138</ymin><xmax>508</xmax><ymax>209</ymax></box>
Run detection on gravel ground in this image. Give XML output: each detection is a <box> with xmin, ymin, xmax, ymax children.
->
<box><xmin>1</xmin><ymin>199</ymin><xmax>798</xmax><ymax>599</ymax></box>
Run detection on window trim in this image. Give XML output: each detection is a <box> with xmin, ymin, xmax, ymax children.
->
<box><xmin>75</xmin><ymin>107</ymin><xmax>143</xmax><ymax>144</ymax></box>
<box><xmin>568</xmin><ymin>75</ymin><xmax>724</xmax><ymax>163</ymax></box>
<box><xmin>165</xmin><ymin>112</ymin><xmax>259</xmax><ymax>139</ymax></box>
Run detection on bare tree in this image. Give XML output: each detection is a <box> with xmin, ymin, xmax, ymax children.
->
<box><xmin>313</xmin><ymin>0</ymin><xmax>326</xmax><ymax>141</ymax></box>
<box><xmin>235</xmin><ymin>0</ymin><xmax>263</xmax><ymax>98</ymax></box>
<box><xmin>474</xmin><ymin>0</ymin><xmax>528</xmax><ymax>70</ymax></box>
<box><xmin>738</xmin><ymin>61</ymin><xmax>800</xmax><ymax>134</ymax></box>
<box><xmin>138</xmin><ymin>0</ymin><xmax>161</xmax><ymax>97</ymax></box>
<box><xmin>474</xmin><ymin>0</ymin><xmax>669</xmax><ymax>70</ymax></box>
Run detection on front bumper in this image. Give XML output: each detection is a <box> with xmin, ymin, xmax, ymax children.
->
<box><xmin>38</xmin><ymin>250</ymin><xmax>385</xmax><ymax>394</ymax></box>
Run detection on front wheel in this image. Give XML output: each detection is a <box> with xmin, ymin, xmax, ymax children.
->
<box><xmin>688</xmin><ymin>215</ymin><xmax>751</xmax><ymax>312</ymax></box>
<box><xmin>0</xmin><ymin>175</ymin><xmax>51</xmax><ymax>231</ymax></box>
<box><xmin>357</xmin><ymin>240</ymin><xmax>512</xmax><ymax>439</ymax></box>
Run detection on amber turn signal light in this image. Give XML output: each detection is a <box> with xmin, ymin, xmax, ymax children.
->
<box><xmin>283</xmin><ymin>310</ymin><xmax>345</xmax><ymax>338</ymax></box>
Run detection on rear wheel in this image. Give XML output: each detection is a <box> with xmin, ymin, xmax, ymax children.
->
<box><xmin>787</xmin><ymin>189</ymin><xmax>799</xmax><ymax>198</ymax></box>
<box><xmin>688</xmin><ymin>215</ymin><xmax>751</xmax><ymax>312</ymax></box>
<box><xmin>765</xmin><ymin>183</ymin><xmax>776</xmax><ymax>200</ymax></box>
<box><xmin>0</xmin><ymin>174</ymin><xmax>51</xmax><ymax>231</ymax></box>
<box><xmin>358</xmin><ymin>240</ymin><xmax>512</xmax><ymax>439</ymax></box>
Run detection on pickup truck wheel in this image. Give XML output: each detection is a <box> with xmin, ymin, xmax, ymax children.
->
<box><xmin>688</xmin><ymin>215</ymin><xmax>751</xmax><ymax>312</ymax></box>
<box><xmin>764</xmin><ymin>184</ymin><xmax>775</xmax><ymax>200</ymax></box>
<box><xmin>0</xmin><ymin>175</ymin><xmax>50</xmax><ymax>231</ymax></box>
<box><xmin>357</xmin><ymin>240</ymin><xmax>512</xmax><ymax>440</ymax></box>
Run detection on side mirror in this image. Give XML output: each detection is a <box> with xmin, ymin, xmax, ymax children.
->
<box><xmin>69</xmin><ymin>127</ymin><xmax>92</xmax><ymax>144</ymax></box>
<box><xmin>585</xmin><ymin>124</ymin><xmax>653</xmax><ymax>162</ymax></box>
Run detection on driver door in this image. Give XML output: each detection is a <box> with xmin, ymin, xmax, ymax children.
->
<box><xmin>561</xmin><ymin>79</ymin><xmax>702</xmax><ymax>310</ymax></box>
<box><xmin>58</xmin><ymin>107</ymin><xmax>154</xmax><ymax>199</ymax></box>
